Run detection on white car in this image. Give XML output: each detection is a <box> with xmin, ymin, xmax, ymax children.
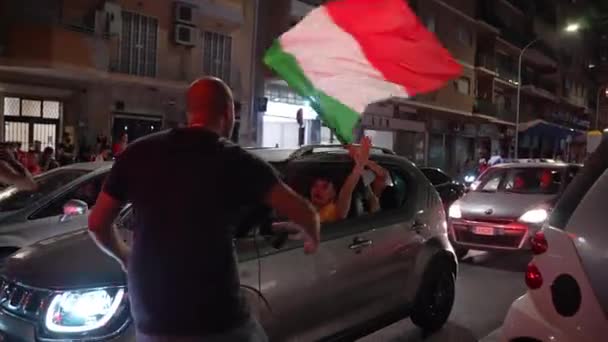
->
<box><xmin>0</xmin><ymin>162</ymin><xmax>112</xmax><ymax>256</ymax></box>
<box><xmin>502</xmin><ymin>139</ymin><xmax>608</xmax><ymax>342</ymax></box>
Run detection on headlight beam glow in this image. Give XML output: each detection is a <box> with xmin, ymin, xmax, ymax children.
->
<box><xmin>45</xmin><ymin>288</ymin><xmax>125</xmax><ymax>333</ymax></box>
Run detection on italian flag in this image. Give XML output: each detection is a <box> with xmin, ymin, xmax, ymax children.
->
<box><xmin>264</xmin><ymin>0</ymin><xmax>462</xmax><ymax>143</ymax></box>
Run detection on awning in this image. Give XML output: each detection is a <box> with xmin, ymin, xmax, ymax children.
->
<box><xmin>518</xmin><ymin>119</ymin><xmax>584</xmax><ymax>140</ymax></box>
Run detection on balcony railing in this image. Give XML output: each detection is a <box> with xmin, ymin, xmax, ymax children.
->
<box><xmin>476</xmin><ymin>53</ymin><xmax>496</xmax><ymax>71</ymax></box>
<box><xmin>474</xmin><ymin>99</ymin><xmax>516</xmax><ymax>122</ymax></box>
<box><xmin>495</xmin><ymin>67</ymin><xmax>519</xmax><ymax>84</ymax></box>
<box><xmin>477</xmin><ymin>2</ymin><xmax>557</xmax><ymax>62</ymax></box>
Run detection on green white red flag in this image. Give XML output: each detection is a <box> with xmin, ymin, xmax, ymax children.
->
<box><xmin>264</xmin><ymin>0</ymin><xmax>462</xmax><ymax>143</ymax></box>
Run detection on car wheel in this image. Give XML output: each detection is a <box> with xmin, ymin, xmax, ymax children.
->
<box><xmin>411</xmin><ymin>260</ymin><xmax>455</xmax><ymax>333</ymax></box>
<box><xmin>455</xmin><ymin>247</ymin><xmax>469</xmax><ymax>260</ymax></box>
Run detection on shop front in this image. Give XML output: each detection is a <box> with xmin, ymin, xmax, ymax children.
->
<box><xmin>428</xmin><ymin>119</ymin><xmax>476</xmax><ymax>176</ymax></box>
<box><xmin>263</xmin><ymin>83</ymin><xmax>332</xmax><ymax>148</ymax></box>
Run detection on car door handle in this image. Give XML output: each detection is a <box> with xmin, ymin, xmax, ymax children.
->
<box><xmin>349</xmin><ymin>237</ymin><xmax>373</xmax><ymax>250</ymax></box>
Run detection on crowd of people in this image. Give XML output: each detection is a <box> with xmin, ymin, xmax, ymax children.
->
<box><xmin>0</xmin><ymin>131</ymin><xmax>129</xmax><ymax>190</ymax></box>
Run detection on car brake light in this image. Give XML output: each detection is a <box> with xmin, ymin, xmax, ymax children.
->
<box><xmin>530</xmin><ymin>231</ymin><xmax>548</xmax><ymax>255</ymax></box>
<box><xmin>526</xmin><ymin>263</ymin><xmax>543</xmax><ymax>289</ymax></box>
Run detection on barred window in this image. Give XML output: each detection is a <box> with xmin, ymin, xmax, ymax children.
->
<box><xmin>119</xmin><ymin>11</ymin><xmax>158</xmax><ymax>77</ymax></box>
<box><xmin>202</xmin><ymin>31</ymin><xmax>232</xmax><ymax>83</ymax></box>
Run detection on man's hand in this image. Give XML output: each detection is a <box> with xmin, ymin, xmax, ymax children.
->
<box><xmin>265</xmin><ymin>182</ymin><xmax>320</xmax><ymax>254</ymax></box>
<box><xmin>272</xmin><ymin>222</ymin><xmax>319</xmax><ymax>254</ymax></box>
<box><xmin>89</xmin><ymin>192</ymin><xmax>131</xmax><ymax>272</ymax></box>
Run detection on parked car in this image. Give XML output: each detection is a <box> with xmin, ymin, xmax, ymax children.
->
<box><xmin>0</xmin><ymin>162</ymin><xmax>112</xmax><ymax>257</ymax></box>
<box><xmin>420</xmin><ymin>167</ymin><xmax>466</xmax><ymax>210</ymax></box>
<box><xmin>0</xmin><ymin>145</ymin><xmax>457</xmax><ymax>342</ymax></box>
<box><xmin>502</xmin><ymin>139</ymin><xmax>608</xmax><ymax>342</ymax></box>
<box><xmin>448</xmin><ymin>162</ymin><xmax>580</xmax><ymax>260</ymax></box>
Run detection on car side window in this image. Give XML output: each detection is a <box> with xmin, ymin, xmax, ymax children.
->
<box><xmin>476</xmin><ymin>169</ymin><xmax>503</xmax><ymax>192</ymax></box>
<box><xmin>30</xmin><ymin>173</ymin><xmax>108</xmax><ymax>220</ymax></box>
<box><xmin>423</xmin><ymin>169</ymin><xmax>450</xmax><ymax>186</ymax></box>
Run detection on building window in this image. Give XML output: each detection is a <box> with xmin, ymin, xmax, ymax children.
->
<box><xmin>265</xmin><ymin>85</ymin><xmax>308</xmax><ymax>106</ymax></box>
<box><xmin>119</xmin><ymin>11</ymin><xmax>158</xmax><ymax>77</ymax></box>
<box><xmin>455</xmin><ymin>77</ymin><xmax>471</xmax><ymax>95</ymax></box>
<box><xmin>202</xmin><ymin>31</ymin><xmax>232</xmax><ymax>83</ymax></box>
<box><xmin>424</xmin><ymin>15</ymin><xmax>435</xmax><ymax>32</ymax></box>
<box><xmin>457</xmin><ymin>26</ymin><xmax>472</xmax><ymax>46</ymax></box>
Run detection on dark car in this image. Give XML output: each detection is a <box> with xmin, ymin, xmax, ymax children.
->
<box><xmin>448</xmin><ymin>161</ymin><xmax>581</xmax><ymax>259</ymax></box>
<box><xmin>0</xmin><ymin>145</ymin><xmax>457</xmax><ymax>342</ymax></box>
<box><xmin>420</xmin><ymin>167</ymin><xmax>466</xmax><ymax>210</ymax></box>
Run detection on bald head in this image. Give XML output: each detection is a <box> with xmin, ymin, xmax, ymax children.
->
<box><xmin>187</xmin><ymin>77</ymin><xmax>235</xmax><ymax>137</ymax></box>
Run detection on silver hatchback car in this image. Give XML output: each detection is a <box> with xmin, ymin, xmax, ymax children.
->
<box><xmin>448</xmin><ymin>161</ymin><xmax>580</xmax><ymax>259</ymax></box>
<box><xmin>0</xmin><ymin>146</ymin><xmax>457</xmax><ymax>341</ymax></box>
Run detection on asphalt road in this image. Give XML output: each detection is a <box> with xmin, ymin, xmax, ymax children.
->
<box><xmin>358</xmin><ymin>250</ymin><xmax>531</xmax><ymax>342</ymax></box>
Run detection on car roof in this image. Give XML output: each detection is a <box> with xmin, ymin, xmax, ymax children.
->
<box><xmin>491</xmin><ymin>162</ymin><xmax>576</xmax><ymax>169</ymax></box>
<box><xmin>247</xmin><ymin>146</ymin><xmax>406</xmax><ymax>165</ymax></box>
<box><xmin>58</xmin><ymin>161</ymin><xmax>113</xmax><ymax>172</ymax></box>
<box><xmin>247</xmin><ymin>148</ymin><xmax>296</xmax><ymax>163</ymax></box>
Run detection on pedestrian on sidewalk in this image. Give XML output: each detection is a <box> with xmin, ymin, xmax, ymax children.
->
<box><xmin>88</xmin><ymin>76</ymin><xmax>320</xmax><ymax>342</ymax></box>
<box><xmin>0</xmin><ymin>143</ymin><xmax>37</xmax><ymax>190</ymax></box>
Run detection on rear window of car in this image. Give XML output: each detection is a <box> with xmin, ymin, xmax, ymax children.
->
<box><xmin>474</xmin><ymin>167</ymin><xmax>562</xmax><ymax>194</ymax></box>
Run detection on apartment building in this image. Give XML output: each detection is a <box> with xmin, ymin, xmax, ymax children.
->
<box><xmin>0</xmin><ymin>0</ymin><xmax>267</xmax><ymax>153</ymax></box>
<box><xmin>264</xmin><ymin>0</ymin><xmax>595</xmax><ymax>169</ymax></box>
<box><xmin>474</xmin><ymin>0</ymin><xmax>593</xmax><ymax>162</ymax></box>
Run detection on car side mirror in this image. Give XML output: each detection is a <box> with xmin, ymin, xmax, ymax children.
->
<box><xmin>60</xmin><ymin>199</ymin><xmax>89</xmax><ymax>223</ymax></box>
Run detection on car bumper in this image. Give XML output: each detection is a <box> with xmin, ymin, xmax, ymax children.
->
<box><xmin>0</xmin><ymin>310</ymin><xmax>135</xmax><ymax>342</ymax></box>
<box><xmin>449</xmin><ymin>218</ymin><xmax>539</xmax><ymax>251</ymax></box>
<box><xmin>502</xmin><ymin>293</ymin><xmax>576</xmax><ymax>342</ymax></box>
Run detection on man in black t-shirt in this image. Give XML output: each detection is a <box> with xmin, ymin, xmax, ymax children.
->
<box><xmin>88</xmin><ymin>77</ymin><xmax>320</xmax><ymax>342</ymax></box>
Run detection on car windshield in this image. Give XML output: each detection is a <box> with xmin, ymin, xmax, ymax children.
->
<box><xmin>475</xmin><ymin>167</ymin><xmax>562</xmax><ymax>194</ymax></box>
<box><xmin>0</xmin><ymin>169</ymin><xmax>90</xmax><ymax>212</ymax></box>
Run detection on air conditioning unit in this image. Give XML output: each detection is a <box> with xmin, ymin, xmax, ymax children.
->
<box><xmin>104</xmin><ymin>2</ymin><xmax>122</xmax><ymax>36</ymax></box>
<box><xmin>174</xmin><ymin>2</ymin><xmax>195</xmax><ymax>25</ymax></box>
<box><xmin>175</xmin><ymin>24</ymin><xmax>196</xmax><ymax>46</ymax></box>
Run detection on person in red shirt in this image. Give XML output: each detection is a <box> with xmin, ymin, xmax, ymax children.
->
<box><xmin>24</xmin><ymin>151</ymin><xmax>41</xmax><ymax>176</ymax></box>
<box><xmin>113</xmin><ymin>133</ymin><xmax>128</xmax><ymax>156</ymax></box>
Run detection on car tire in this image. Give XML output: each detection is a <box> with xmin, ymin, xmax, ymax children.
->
<box><xmin>411</xmin><ymin>259</ymin><xmax>455</xmax><ymax>333</ymax></box>
<box><xmin>455</xmin><ymin>247</ymin><xmax>469</xmax><ymax>260</ymax></box>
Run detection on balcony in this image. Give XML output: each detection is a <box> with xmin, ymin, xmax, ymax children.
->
<box><xmin>495</xmin><ymin>67</ymin><xmax>519</xmax><ymax>86</ymax></box>
<box><xmin>476</xmin><ymin>53</ymin><xmax>497</xmax><ymax>75</ymax></box>
<box><xmin>477</xmin><ymin>2</ymin><xmax>557</xmax><ymax>65</ymax></box>
<box><xmin>5</xmin><ymin>22</ymin><xmax>110</xmax><ymax>71</ymax></box>
<box><xmin>474</xmin><ymin>99</ymin><xmax>516</xmax><ymax>123</ymax></box>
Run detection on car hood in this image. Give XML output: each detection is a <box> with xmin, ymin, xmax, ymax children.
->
<box><xmin>0</xmin><ymin>210</ymin><xmax>20</xmax><ymax>224</ymax></box>
<box><xmin>459</xmin><ymin>191</ymin><xmax>555</xmax><ymax>220</ymax></box>
<box><xmin>2</xmin><ymin>230</ymin><xmax>125</xmax><ymax>290</ymax></box>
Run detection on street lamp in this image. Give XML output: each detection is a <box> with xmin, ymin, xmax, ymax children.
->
<box><xmin>596</xmin><ymin>87</ymin><xmax>604</xmax><ymax>130</ymax></box>
<box><xmin>514</xmin><ymin>38</ymin><xmax>541</xmax><ymax>159</ymax></box>
<box><xmin>565</xmin><ymin>23</ymin><xmax>581</xmax><ymax>33</ymax></box>
<box><xmin>514</xmin><ymin>23</ymin><xmax>581</xmax><ymax>159</ymax></box>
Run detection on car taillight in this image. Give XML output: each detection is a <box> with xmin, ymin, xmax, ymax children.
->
<box><xmin>526</xmin><ymin>263</ymin><xmax>543</xmax><ymax>289</ymax></box>
<box><xmin>530</xmin><ymin>231</ymin><xmax>548</xmax><ymax>255</ymax></box>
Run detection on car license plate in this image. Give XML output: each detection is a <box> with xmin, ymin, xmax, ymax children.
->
<box><xmin>473</xmin><ymin>226</ymin><xmax>495</xmax><ymax>236</ymax></box>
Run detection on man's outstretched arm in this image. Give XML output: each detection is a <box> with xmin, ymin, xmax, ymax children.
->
<box><xmin>265</xmin><ymin>181</ymin><xmax>320</xmax><ymax>254</ymax></box>
<box><xmin>88</xmin><ymin>191</ymin><xmax>130</xmax><ymax>271</ymax></box>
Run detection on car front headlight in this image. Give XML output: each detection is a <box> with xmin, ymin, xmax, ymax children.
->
<box><xmin>519</xmin><ymin>208</ymin><xmax>548</xmax><ymax>224</ymax></box>
<box><xmin>448</xmin><ymin>203</ymin><xmax>462</xmax><ymax>219</ymax></box>
<box><xmin>464</xmin><ymin>175</ymin><xmax>476</xmax><ymax>183</ymax></box>
<box><xmin>45</xmin><ymin>288</ymin><xmax>126</xmax><ymax>333</ymax></box>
